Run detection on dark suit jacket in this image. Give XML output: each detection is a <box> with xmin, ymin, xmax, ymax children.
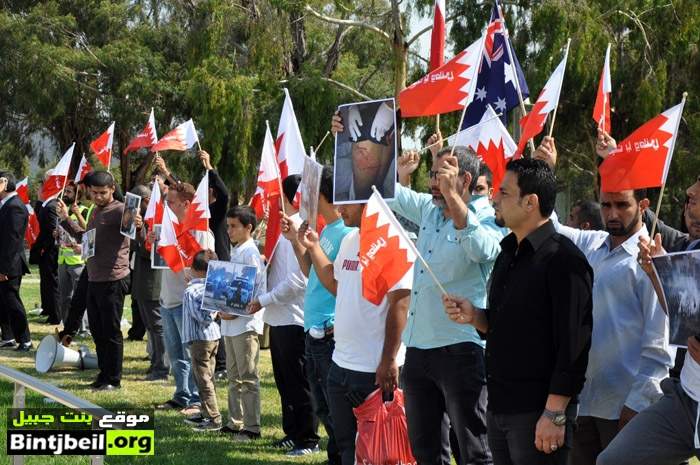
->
<box><xmin>0</xmin><ymin>194</ymin><xmax>30</xmax><ymax>278</ymax></box>
<box><xmin>33</xmin><ymin>198</ymin><xmax>59</xmax><ymax>254</ymax></box>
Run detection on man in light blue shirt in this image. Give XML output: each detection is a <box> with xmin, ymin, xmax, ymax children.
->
<box><xmin>540</xmin><ymin>137</ymin><xmax>673</xmax><ymax>465</ymax></box>
<box><xmin>391</xmin><ymin>144</ymin><xmax>503</xmax><ymax>465</ymax></box>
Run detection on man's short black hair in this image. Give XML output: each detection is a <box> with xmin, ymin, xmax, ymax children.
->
<box><xmin>319</xmin><ymin>166</ymin><xmax>334</xmax><ymax>204</ymax></box>
<box><xmin>0</xmin><ymin>170</ymin><xmax>17</xmax><ymax>192</ymax></box>
<box><xmin>89</xmin><ymin>171</ymin><xmax>116</xmax><ymax>188</ymax></box>
<box><xmin>479</xmin><ymin>162</ymin><xmax>493</xmax><ymax>187</ymax></box>
<box><xmin>282</xmin><ymin>175</ymin><xmax>301</xmax><ymax>204</ymax></box>
<box><xmin>226</xmin><ymin>205</ymin><xmax>257</xmax><ymax>232</ymax></box>
<box><xmin>633</xmin><ymin>189</ymin><xmax>648</xmax><ymax>202</ymax></box>
<box><xmin>505</xmin><ymin>158</ymin><xmax>557</xmax><ymax>218</ymax></box>
<box><xmin>192</xmin><ymin>249</ymin><xmax>218</xmax><ymax>272</ymax></box>
<box><xmin>435</xmin><ymin>146</ymin><xmax>481</xmax><ymax>192</ymax></box>
<box><xmin>573</xmin><ymin>200</ymin><xmax>603</xmax><ymax>230</ymax></box>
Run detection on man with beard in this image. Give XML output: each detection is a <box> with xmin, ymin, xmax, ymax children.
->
<box><xmin>594</xmin><ymin>175</ymin><xmax>700</xmax><ymax>465</ymax></box>
<box><xmin>335</xmin><ymin>119</ymin><xmax>502</xmax><ymax>464</ymax></box>
<box><xmin>537</xmin><ymin>136</ymin><xmax>674</xmax><ymax>465</ymax></box>
<box><xmin>57</xmin><ymin>171</ymin><xmax>131</xmax><ymax>390</ymax></box>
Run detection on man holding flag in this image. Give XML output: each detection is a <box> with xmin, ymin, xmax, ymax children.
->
<box><xmin>296</xmin><ymin>197</ymin><xmax>412</xmax><ymax>465</ymax></box>
<box><xmin>154</xmin><ymin>181</ymin><xmax>214</xmax><ymax>412</ymax></box>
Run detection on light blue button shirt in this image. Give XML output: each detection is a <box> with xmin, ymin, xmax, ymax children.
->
<box><xmin>554</xmin><ymin>221</ymin><xmax>673</xmax><ymax>419</ymax></box>
<box><xmin>389</xmin><ymin>184</ymin><xmax>503</xmax><ymax>349</ymax></box>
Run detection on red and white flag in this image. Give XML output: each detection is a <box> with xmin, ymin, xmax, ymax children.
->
<box><xmin>399</xmin><ymin>33</ymin><xmax>484</xmax><ymax>117</ymax></box>
<box><xmin>250</xmin><ymin>124</ymin><xmax>284</xmax><ymax>259</ymax></box>
<box><xmin>430</xmin><ymin>0</ymin><xmax>446</xmax><ymax>72</ymax></box>
<box><xmin>16</xmin><ymin>177</ymin><xmax>30</xmax><ymax>204</ymax></box>
<box><xmin>15</xmin><ymin>177</ymin><xmax>38</xmax><ymax>247</ymax></box>
<box><xmin>157</xmin><ymin>205</ymin><xmax>202</xmax><ymax>272</ymax></box>
<box><xmin>450</xmin><ymin>105</ymin><xmax>516</xmax><ymax>192</ymax></box>
<box><xmin>151</xmin><ymin>119</ymin><xmax>199</xmax><ymax>152</ymax></box>
<box><xmin>124</xmin><ymin>109</ymin><xmax>158</xmax><ymax>154</ymax></box>
<box><xmin>90</xmin><ymin>122</ymin><xmax>115</xmax><ymax>168</ymax></box>
<box><xmin>593</xmin><ymin>44</ymin><xmax>612</xmax><ymax>133</ymax></box>
<box><xmin>515</xmin><ymin>43</ymin><xmax>570</xmax><ymax>158</ymax></box>
<box><xmin>25</xmin><ymin>203</ymin><xmax>40</xmax><ymax>249</ymax></box>
<box><xmin>144</xmin><ymin>179</ymin><xmax>164</xmax><ymax>229</ymax></box>
<box><xmin>360</xmin><ymin>190</ymin><xmax>417</xmax><ymax>305</ymax></box>
<box><xmin>74</xmin><ymin>155</ymin><xmax>91</xmax><ymax>183</ymax></box>
<box><xmin>275</xmin><ymin>89</ymin><xmax>307</xmax><ymax>178</ymax></box>
<box><xmin>40</xmin><ymin>143</ymin><xmax>75</xmax><ymax>201</ymax></box>
<box><xmin>599</xmin><ymin>98</ymin><xmax>685</xmax><ymax>192</ymax></box>
<box><xmin>183</xmin><ymin>172</ymin><xmax>211</xmax><ymax>233</ymax></box>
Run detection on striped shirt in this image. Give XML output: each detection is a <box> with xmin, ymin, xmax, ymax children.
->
<box><xmin>182</xmin><ymin>278</ymin><xmax>221</xmax><ymax>344</ymax></box>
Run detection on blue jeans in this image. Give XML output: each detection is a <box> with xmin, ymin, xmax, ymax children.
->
<box><xmin>161</xmin><ymin>305</ymin><xmax>200</xmax><ymax>407</ymax></box>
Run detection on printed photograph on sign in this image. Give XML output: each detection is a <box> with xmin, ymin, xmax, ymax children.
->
<box><xmin>120</xmin><ymin>192</ymin><xmax>142</xmax><ymax>240</ymax></box>
<box><xmin>333</xmin><ymin>98</ymin><xmax>397</xmax><ymax>204</ymax></box>
<box><xmin>202</xmin><ymin>260</ymin><xmax>257</xmax><ymax>316</ymax></box>
<box><xmin>300</xmin><ymin>156</ymin><xmax>323</xmax><ymax>230</ymax></box>
<box><xmin>652</xmin><ymin>249</ymin><xmax>700</xmax><ymax>347</ymax></box>
<box><xmin>81</xmin><ymin>229</ymin><xmax>96</xmax><ymax>260</ymax></box>
<box><xmin>150</xmin><ymin>225</ymin><xmax>168</xmax><ymax>269</ymax></box>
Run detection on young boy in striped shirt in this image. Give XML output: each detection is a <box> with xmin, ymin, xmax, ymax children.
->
<box><xmin>182</xmin><ymin>249</ymin><xmax>222</xmax><ymax>432</ymax></box>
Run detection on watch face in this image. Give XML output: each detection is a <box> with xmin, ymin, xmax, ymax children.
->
<box><xmin>553</xmin><ymin>415</ymin><xmax>567</xmax><ymax>426</ymax></box>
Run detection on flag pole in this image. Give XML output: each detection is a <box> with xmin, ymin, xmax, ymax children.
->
<box><xmin>435</xmin><ymin>114</ymin><xmax>441</xmax><ymax>137</ymax></box>
<box><xmin>499</xmin><ymin>5</ymin><xmax>536</xmax><ymax>155</ymax></box>
<box><xmin>316</xmin><ymin>131</ymin><xmax>331</xmax><ymax>153</ymax></box>
<box><xmin>371</xmin><ymin>185</ymin><xmax>448</xmax><ymax>296</ymax></box>
<box><xmin>547</xmin><ymin>38</ymin><xmax>572</xmax><ymax>138</ymax></box>
<box><xmin>650</xmin><ymin>91</ymin><xmax>687</xmax><ymax>239</ymax></box>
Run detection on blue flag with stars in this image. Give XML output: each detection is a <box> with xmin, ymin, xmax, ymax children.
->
<box><xmin>462</xmin><ymin>0</ymin><xmax>529</xmax><ymax>129</ymax></box>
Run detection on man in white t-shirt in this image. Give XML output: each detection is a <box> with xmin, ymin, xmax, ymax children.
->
<box><xmin>219</xmin><ymin>206</ymin><xmax>266</xmax><ymax>441</ymax></box>
<box><xmin>299</xmin><ymin>202</ymin><xmax>412</xmax><ymax>465</ymax></box>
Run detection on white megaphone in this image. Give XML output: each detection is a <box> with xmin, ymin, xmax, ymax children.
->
<box><xmin>35</xmin><ymin>335</ymin><xmax>99</xmax><ymax>374</ymax></box>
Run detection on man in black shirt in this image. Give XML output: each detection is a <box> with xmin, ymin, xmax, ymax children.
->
<box><xmin>443</xmin><ymin>158</ymin><xmax>593</xmax><ymax>465</ymax></box>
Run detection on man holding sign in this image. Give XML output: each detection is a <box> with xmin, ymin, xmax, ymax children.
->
<box><xmin>57</xmin><ymin>171</ymin><xmax>130</xmax><ymax>390</ymax></box>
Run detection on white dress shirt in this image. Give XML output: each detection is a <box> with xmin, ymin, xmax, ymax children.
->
<box><xmin>258</xmin><ymin>213</ymin><xmax>306</xmax><ymax>327</ymax></box>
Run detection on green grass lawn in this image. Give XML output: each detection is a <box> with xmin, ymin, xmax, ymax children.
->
<box><xmin>0</xmin><ymin>274</ymin><xmax>328</xmax><ymax>465</ymax></box>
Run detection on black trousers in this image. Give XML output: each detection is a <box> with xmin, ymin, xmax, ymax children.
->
<box><xmin>87</xmin><ymin>279</ymin><xmax>126</xmax><ymax>386</ymax></box>
<box><xmin>403</xmin><ymin>343</ymin><xmax>492</xmax><ymax>465</ymax></box>
<box><xmin>487</xmin><ymin>405</ymin><xmax>577</xmax><ymax>465</ymax></box>
<box><xmin>327</xmin><ymin>362</ymin><xmax>377</xmax><ymax>465</ymax></box>
<box><xmin>270</xmin><ymin>325</ymin><xmax>319</xmax><ymax>448</ymax></box>
<box><xmin>0</xmin><ymin>276</ymin><xmax>31</xmax><ymax>344</ymax></box>
<box><xmin>137</xmin><ymin>298</ymin><xmax>169</xmax><ymax>377</ymax></box>
<box><xmin>305</xmin><ymin>333</ymin><xmax>341</xmax><ymax>464</ymax></box>
<box><xmin>128</xmin><ymin>298</ymin><xmax>147</xmax><ymax>340</ymax></box>
<box><xmin>61</xmin><ymin>268</ymin><xmax>88</xmax><ymax>337</ymax></box>
<box><xmin>39</xmin><ymin>249</ymin><xmax>59</xmax><ymax>322</ymax></box>
<box><xmin>215</xmin><ymin>329</ymin><xmax>226</xmax><ymax>372</ymax></box>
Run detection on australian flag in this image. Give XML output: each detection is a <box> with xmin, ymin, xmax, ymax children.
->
<box><xmin>462</xmin><ymin>0</ymin><xmax>529</xmax><ymax>129</ymax></box>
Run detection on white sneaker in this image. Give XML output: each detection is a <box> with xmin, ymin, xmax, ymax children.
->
<box><xmin>286</xmin><ymin>445</ymin><xmax>320</xmax><ymax>456</ymax></box>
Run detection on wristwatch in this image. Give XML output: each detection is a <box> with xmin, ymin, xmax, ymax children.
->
<box><xmin>542</xmin><ymin>408</ymin><xmax>567</xmax><ymax>426</ymax></box>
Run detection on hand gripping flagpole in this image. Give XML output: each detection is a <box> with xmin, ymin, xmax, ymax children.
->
<box><xmin>650</xmin><ymin>91</ymin><xmax>688</xmax><ymax>240</ymax></box>
<box><xmin>499</xmin><ymin>4</ymin><xmax>536</xmax><ymax>155</ymax></box>
<box><xmin>370</xmin><ymin>185</ymin><xmax>448</xmax><ymax>296</ymax></box>
<box><xmin>547</xmin><ymin>38</ymin><xmax>572</xmax><ymax>139</ymax></box>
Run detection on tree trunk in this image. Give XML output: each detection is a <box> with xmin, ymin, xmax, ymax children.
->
<box><xmin>290</xmin><ymin>9</ymin><xmax>307</xmax><ymax>74</ymax></box>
